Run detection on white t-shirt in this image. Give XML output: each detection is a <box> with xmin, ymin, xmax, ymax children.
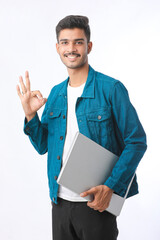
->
<box><xmin>58</xmin><ymin>81</ymin><xmax>87</xmax><ymax>202</ymax></box>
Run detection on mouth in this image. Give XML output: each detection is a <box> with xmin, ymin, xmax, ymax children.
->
<box><xmin>64</xmin><ymin>53</ymin><xmax>80</xmax><ymax>59</ymax></box>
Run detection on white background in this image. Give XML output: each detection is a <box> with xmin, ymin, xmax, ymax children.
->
<box><xmin>0</xmin><ymin>0</ymin><xmax>160</xmax><ymax>239</ymax></box>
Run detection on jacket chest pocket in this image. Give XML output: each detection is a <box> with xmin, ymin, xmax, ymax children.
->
<box><xmin>86</xmin><ymin>110</ymin><xmax>111</xmax><ymax>138</ymax></box>
<box><xmin>47</xmin><ymin>109</ymin><xmax>62</xmax><ymax>134</ymax></box>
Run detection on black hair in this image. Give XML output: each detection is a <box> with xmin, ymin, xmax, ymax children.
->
<box><xmin>56</xmin><ymin>15</ymin><xmax>91</xmax><ymax>43</ymax></box>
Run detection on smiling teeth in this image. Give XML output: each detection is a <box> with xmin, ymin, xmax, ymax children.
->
<box><xmin>67</xmin><ymin>56</ymin><xmax>77</xmax><ymax>58</ymax></box>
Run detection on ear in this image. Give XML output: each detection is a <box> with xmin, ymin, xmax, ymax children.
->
<box><xmin>87</xmin><ymin>42</ymin><xmax>93</xmax><ymax>54</ymax></box>
<box><xmin>56</xmin><ymin>43</ymin><xmax>60</xmax><ymax>54</ymax></box>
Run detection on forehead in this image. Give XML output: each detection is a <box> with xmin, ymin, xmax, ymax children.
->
<box><xmin>58</xmin><ymin>28</ymin><xmax>87</xmax><ymax>41</ymax></box>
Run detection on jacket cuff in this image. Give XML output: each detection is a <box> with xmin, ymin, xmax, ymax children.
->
<box><xmin>104</xmin><ymin>177</ymin><xmax>127</xmax><ymax>197</ymax></box>
<box><xmin>23</xmin><ymin>113</ymin><xmax>40</xmax><ymax>135</ymax></box>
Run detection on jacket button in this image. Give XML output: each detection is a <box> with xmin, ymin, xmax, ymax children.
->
<box><xmin>57</xmin><ymin>155</ymin><xmax>60</xmax><ymax>160</ymax></box>
<box><xmin>60</xmin><ymin>136</ymin><xmax>63</xmax><ymax>140</ymax></box>
<box><xmin>63</xmin><ymin>115</ymin><xmax>65</xmax><ymax>119</ymax></box>
<box><xmin>50</xmin><ymin>112</ymin><xmax>53</xmax><ymax>116</ymax></box>
<box><xmin>54</xmin><ymin>176</ymin><xmax>58</xmax><ymax>180</ymax></box>
<box><xmin>98</xmin><ymin>115</ymin><xmax>102</xmax><ymax>120</ymax></box>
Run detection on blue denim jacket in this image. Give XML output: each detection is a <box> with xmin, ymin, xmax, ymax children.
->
<box><xmin>24</xmin><ymin>65</ymin><xmax>147</xmax><ymax>204</ymax></box>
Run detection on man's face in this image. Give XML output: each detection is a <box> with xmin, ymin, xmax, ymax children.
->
<box><xmin>56</xmin><ymin>28</ymin><xmax>92</xmax><ymax>70</ymax></box>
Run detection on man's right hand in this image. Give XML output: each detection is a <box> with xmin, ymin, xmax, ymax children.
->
<box><xmin>16</xmin><ymin>71</ymin><xmax>47</xmax><ymax>122</ymax></box>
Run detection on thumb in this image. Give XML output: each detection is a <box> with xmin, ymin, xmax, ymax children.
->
<box><xmin>80</xmin><ymin>187</ymin><xmax>97</xmax><ymax>197</ymax></box>
<box><xmin>40</xmin><ymin>98</ymin><xmax>47</xmax><ymax>106</ymax></box>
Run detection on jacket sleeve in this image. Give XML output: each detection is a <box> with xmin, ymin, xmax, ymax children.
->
<box><xmin>23</xmin><ymin>99</ymin><xmax>49</xmax><ymax>155</ymax></box>
<box><xmin>104</xmin><ymin>81</ymin><xmax>147</xmax><ymax>196</ymax></box>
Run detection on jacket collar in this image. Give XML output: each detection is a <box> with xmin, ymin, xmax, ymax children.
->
<box><xmin>58</xmin><ymin>65</ymin><xmax>95</xmax><ymax>99</ymax></box>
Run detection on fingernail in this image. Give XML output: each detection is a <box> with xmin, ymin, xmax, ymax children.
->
<box><xmin>80</xmin><ymin>193</ymin><xmax>84</xmax><ymax>197</ymax></box>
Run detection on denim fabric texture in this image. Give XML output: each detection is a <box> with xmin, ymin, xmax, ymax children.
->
<box><xmin>24</xmin><ymin>65</ymin><xmax>147</xmax><ymax>204</ymax></box>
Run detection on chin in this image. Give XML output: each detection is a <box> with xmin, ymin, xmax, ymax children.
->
<box><xmin>67</xmin><ymin>65</ymin><xmax>82</xmax><ymax>69</ymax></box>
<box><xmin>65</xmin><ymin>61</ymin><xmax>87</xmax><ymax>70</ymax></box>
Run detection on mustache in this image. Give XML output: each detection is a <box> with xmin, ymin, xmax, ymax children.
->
<box><xmin>64</xmin><ymin>52</ymin><xmax>81</xmax><ymax>57</ymax></box>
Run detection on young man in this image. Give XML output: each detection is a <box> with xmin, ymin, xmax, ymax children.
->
<box><xmin>17</xmin><ymin>15</ymin><xmax>147</xmax><ymax>240</ymax></box>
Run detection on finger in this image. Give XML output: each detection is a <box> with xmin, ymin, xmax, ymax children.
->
<box><xmin>80</xmin><ymin>187</ymin><xmax>97</xmax><ymax>197</ymax></box>
<box><xmin>31</xmin><ymin>90</ymin><xmax>43</xmax><ymax>99</ymax></box>
<box><xmin>87</xmin><ymin>201</ymin><xmax>94</xmax><ymax>207</ymax></box>
<box><xmin>41</xmin><ymin>98</ymin><xmax>47</xmax><ymax>106</ymax></box>
<box><xmin>87</xmin><ymin>200</ymin><xmax>98</xmax><ymax>209</ymax></box>
<box><xmin>19</xmin><ymin>76</ymin><xmax>27</xmax><ymax>94</ymax></box>
<box><xmin>98</xmin><ymin>209</ymin><xmax>104</xmax><ymax>213</ymax></box>
<box><xmin>37</xmin><ymin>98</ymin><xmax>47</xmax><ymax>109</ymax></box>
<box><xmin>87</xmin><ymin>202</ymin><xmax>95</xmax><ymax>209</ymax></box>
<box><xmin>25</xmin><ymin>71</ymin><xmax>30</xmax><ymax>91</ymax></box>
<box><xmin>16</xmin><ymin>85</ymin><xmax>22</xmax><ymax>98</ymax></box>
<box><xmin>80</xmin><ymin>192</ymin><xmax>88</xmax><ymax>197</ymax></box>
<box><xmin>87</xmin><ymin>202</ymin><xmax>99</xmax><ymax>211</ymax></box>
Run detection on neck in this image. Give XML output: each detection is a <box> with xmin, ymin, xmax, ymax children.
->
<box><xmin>67</xmin><ymin>62</ymin><xmax>89</xmax><ymax>87</ymax></box>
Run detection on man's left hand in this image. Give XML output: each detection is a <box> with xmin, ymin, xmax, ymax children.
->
<box><xmin>80</xmin><ymin>185</ymin><xmax>114</xmax><ymax>212</ymax></box>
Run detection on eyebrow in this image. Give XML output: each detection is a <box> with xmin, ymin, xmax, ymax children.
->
<box><xmin>59</xmin><ymin>38</ymin><xmax>85</xmax><ymax>42</ymax></box>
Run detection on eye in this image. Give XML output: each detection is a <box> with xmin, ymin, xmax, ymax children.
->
<box><xmin>75</xmin><ymin>41</ymin><xmax>83</xmax><ymax>45</ymax></box>
<box><xmin>61</xmin><ymin>41</ymin><xmax>68</xmax><ymax>45</ymax></box>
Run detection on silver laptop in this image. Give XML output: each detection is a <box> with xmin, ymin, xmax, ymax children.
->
<box><xmin>57</xmin><ymin>132</ymin><xmax>134</xmax><ymax>216</ymax></box>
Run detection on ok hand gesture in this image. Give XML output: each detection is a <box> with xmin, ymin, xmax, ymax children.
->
<box><xmin>16</xmin><ymin>71</ymin><xmax>47</xmax><ymax>122</ymax></box>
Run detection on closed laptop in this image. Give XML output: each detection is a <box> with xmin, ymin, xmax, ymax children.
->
<box><xmin>57</xmin><ymin>132</ymin><xmax>133</xmax><ymax>216</ymax></box>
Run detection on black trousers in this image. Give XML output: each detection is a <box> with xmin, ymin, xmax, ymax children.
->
<box><xmin>52</xmin><ymin>198</ymin><xmax>118</xmax><ymax>240</ymax></box>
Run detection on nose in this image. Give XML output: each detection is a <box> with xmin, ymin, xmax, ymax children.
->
<box><xmin>67</xmin><ymin>42</ymin><xmax>77</xmax><ymax>53</ymax></box>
